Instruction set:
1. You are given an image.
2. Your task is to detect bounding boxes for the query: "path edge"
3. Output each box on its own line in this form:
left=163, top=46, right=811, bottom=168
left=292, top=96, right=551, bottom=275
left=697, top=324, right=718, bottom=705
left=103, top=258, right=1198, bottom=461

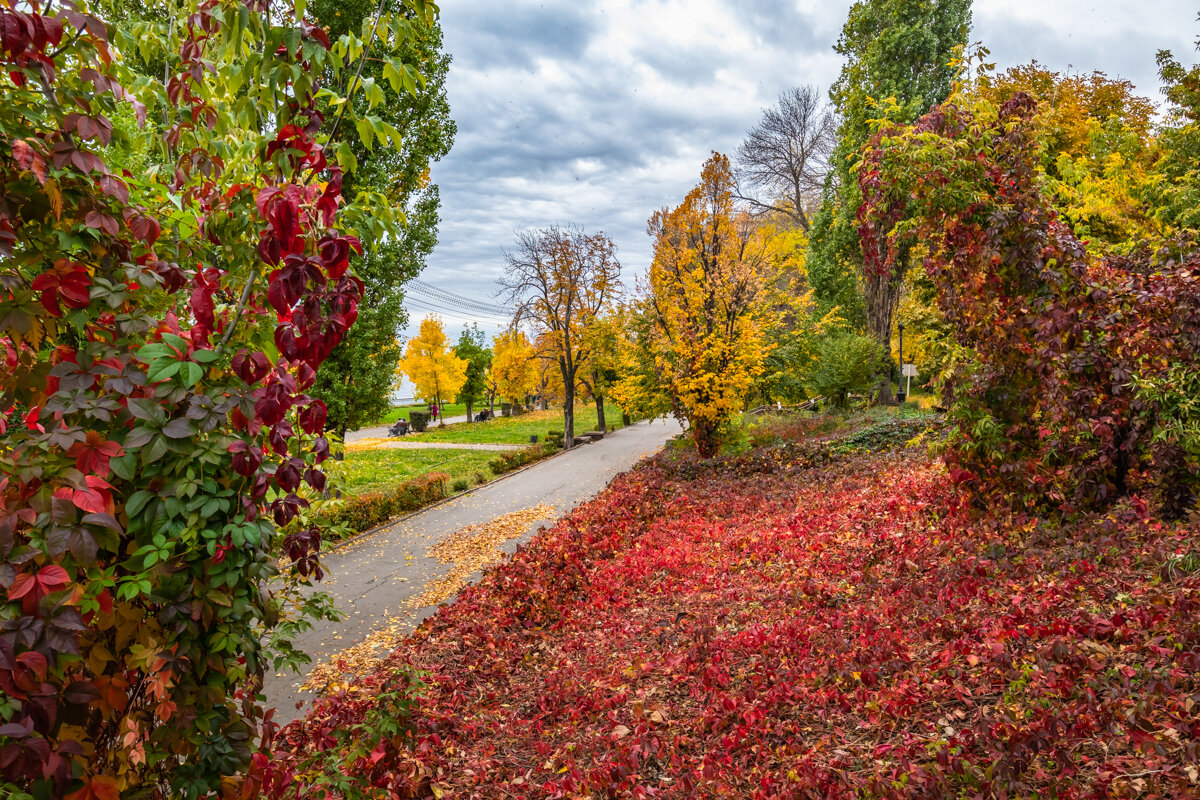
left=324, top=426, right=622, bottom=554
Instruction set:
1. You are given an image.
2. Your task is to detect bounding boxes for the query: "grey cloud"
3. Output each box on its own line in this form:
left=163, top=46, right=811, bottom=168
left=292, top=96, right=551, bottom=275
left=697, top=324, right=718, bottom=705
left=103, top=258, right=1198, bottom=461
left=975, top=8, right=1196, bottom=101
left=633, top=45, right=719, bottom=87
left=446, top=1, right=598, bottom=71
left=405, top=0, right=1200, bottom=344
left=731, top=1, right=834, bottom=51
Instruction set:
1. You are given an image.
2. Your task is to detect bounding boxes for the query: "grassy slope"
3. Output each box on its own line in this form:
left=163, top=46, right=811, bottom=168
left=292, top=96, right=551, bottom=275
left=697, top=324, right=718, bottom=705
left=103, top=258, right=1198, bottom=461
left=332, top=448, right=498, bottom=495
left=406, top=403, right=624, bottom=444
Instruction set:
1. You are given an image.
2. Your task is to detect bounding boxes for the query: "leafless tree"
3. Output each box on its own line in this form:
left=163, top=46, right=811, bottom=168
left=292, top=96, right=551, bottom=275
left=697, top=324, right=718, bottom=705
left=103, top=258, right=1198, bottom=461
left=735, top=85, right=836, bottom=231
left=498, top=225, right=621, bottom=449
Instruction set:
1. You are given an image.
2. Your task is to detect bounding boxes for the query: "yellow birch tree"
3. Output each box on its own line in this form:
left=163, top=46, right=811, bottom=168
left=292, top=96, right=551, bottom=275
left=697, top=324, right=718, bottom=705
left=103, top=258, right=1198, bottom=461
left=491, top=329, right=537, bottom=407
left=398, top=316, right=468, bottom=427
left=641, top=151, right=773, bottom=457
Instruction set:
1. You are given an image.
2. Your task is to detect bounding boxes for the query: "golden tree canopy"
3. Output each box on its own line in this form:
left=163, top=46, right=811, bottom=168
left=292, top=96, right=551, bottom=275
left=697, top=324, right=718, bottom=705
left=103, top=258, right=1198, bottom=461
left=399, top=316, right=468, bottom=407
left=640, top=151, right=774, bottom=456
left=491, top=329, right=536, bottom=404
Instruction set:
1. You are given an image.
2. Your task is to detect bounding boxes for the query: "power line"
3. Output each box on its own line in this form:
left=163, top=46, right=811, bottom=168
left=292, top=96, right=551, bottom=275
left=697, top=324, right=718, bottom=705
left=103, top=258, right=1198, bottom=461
left=403, top=294, right=509, bottom=321
left=408, top=287, right=508, bottom=317
left=407, top=278, right=511, bottom=316
left=402, top=298, right=509, bottom=327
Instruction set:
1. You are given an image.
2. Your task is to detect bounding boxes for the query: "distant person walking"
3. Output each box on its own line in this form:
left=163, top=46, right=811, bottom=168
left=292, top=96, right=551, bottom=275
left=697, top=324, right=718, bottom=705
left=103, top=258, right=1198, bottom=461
left=429, top=402, right=439, bottom=422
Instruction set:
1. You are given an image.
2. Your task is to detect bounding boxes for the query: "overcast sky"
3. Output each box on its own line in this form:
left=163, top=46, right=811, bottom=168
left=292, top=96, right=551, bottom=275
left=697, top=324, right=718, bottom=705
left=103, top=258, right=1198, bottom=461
left=401, top=0, right=1198, bottom=343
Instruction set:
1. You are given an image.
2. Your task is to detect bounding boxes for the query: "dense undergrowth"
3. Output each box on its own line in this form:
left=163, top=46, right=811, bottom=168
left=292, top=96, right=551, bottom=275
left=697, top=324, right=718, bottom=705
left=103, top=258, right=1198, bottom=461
left=265, top=415, right=1200, bottom=798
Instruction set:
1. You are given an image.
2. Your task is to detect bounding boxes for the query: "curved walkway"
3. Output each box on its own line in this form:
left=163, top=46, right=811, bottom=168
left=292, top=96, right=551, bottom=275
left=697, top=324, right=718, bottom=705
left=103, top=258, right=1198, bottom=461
left=264, top=417, right=683, bottom=724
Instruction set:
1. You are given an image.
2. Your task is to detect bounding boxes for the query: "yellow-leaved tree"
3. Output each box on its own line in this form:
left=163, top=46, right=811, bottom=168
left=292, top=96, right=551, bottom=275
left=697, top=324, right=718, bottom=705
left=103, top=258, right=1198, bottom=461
left=639, top=151, right=774, bottom=457
left=491, top=329, right=537, bottom=407
left=398, top=316, right=468, bottom=427
left=576, top=310, right=625, bottom=432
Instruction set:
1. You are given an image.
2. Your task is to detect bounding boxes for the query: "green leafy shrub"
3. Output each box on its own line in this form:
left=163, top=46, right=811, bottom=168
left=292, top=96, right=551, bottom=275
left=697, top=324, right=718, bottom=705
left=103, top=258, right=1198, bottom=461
left=806, top=332, right=885, bottom=408
left=473, top=471, right=488, bottom=484
left=488, top=444, right=556, bottom=475
left=314, top=473, right=450, bottom=536
left=409, top=410, right=431, bottom=432
left=501, top=402, right=513, bottom=417
left=0, top=1, right=437, bottom=794
left=451, top=478, right=469, bottom=493
left=546, top=430, right=565, bottom=448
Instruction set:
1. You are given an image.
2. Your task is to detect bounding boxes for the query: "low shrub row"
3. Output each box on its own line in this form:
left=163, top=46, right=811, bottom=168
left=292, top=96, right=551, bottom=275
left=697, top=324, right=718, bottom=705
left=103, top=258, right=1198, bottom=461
left=488, top=442, right=558, bottom=475
left=313, top=472, right=450, bottom=537
left=408, top=410, right=430, bottom=432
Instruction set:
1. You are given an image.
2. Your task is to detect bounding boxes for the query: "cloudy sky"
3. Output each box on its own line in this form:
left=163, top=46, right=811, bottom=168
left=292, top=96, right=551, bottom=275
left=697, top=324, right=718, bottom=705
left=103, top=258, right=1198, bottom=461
left=402, top=0, right=1198, bottom=340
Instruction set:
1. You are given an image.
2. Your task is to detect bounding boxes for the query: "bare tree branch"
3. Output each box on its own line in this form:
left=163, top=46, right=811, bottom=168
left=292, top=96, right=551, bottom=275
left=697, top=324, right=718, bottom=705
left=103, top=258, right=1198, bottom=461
left=735, top=85, right=836, bottom=231
left=498, top=224, right=621, bottom=448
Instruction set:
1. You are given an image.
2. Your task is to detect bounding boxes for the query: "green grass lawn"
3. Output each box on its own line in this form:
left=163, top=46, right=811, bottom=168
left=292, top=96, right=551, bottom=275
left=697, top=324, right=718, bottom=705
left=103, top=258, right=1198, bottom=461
left=369, top=402, right=470, bottom=426
left=405, top=404, right=625, bottom=445
left=330, top=447, right=499, bottom=495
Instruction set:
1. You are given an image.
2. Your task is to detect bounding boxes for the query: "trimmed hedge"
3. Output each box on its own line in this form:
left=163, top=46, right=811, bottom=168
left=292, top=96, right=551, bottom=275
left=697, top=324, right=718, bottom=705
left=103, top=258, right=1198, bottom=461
left=314, top=472, right=450, bottom=537
left=546, top=430, right=565, bottom=448
left=488, top=443, right=557, bottom=475
left=409, top=410, right=430, bottom=432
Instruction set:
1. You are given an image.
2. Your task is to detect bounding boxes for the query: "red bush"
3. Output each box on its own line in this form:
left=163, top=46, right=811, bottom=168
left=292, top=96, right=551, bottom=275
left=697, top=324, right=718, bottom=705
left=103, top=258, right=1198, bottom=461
left=858, top=94, right=1200, bottom=519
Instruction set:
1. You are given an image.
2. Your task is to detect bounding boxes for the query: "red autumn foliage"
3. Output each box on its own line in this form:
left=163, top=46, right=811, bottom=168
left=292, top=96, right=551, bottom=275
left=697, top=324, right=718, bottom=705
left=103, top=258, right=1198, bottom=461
left=266, top=426, right=1200, bottom=798
left=857, top=94, right=1200, bottom=520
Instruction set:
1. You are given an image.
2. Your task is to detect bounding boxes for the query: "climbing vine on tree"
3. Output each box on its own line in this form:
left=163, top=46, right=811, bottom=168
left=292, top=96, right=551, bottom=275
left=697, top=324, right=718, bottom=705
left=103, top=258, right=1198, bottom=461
left=860, top=91, right=1200, bottom=518
left=0, top=0, right=434, bottom=795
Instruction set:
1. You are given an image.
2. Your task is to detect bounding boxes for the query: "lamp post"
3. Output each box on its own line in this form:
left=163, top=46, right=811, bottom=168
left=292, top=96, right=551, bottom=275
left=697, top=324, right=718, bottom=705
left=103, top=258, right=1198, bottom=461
left=896, top=322, right=906, bottom=405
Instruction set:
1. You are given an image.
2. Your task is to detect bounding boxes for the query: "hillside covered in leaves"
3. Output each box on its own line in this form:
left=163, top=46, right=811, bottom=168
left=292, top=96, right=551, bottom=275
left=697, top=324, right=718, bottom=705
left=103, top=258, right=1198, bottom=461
left=264, top=416, right=1200, bottom=798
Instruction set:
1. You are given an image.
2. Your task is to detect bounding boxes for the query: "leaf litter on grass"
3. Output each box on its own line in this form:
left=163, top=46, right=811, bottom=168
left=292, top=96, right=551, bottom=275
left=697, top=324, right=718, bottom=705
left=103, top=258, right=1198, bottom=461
left=301, top=503, right=556, bottom=692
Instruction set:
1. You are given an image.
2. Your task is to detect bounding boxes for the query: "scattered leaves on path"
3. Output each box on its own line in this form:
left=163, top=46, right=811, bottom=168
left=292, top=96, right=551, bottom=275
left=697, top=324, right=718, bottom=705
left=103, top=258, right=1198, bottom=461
left=407, top=504, right=556, bottom=609
left=299, top=504, right=556, bottom=693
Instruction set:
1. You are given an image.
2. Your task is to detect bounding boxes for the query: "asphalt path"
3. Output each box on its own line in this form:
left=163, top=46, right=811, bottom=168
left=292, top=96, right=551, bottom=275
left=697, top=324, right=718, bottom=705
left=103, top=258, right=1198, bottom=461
left=263, top=416, right=684, bottom=724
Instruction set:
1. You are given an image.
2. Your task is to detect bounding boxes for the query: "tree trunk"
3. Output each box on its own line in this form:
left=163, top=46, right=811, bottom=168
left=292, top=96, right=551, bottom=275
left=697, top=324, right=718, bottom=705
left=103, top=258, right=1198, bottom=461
left=562, top=360, right=575, bottom=448
left=692, top=417, right=719, bottom=459
left=466, top=398, right=474, bottom=423
left=590, top=370, right=606, bottom=432
left=563, top=398, right=575, bottom=449
left=864, top=243, right=906, bottom=407
left=436, top=391, right=445, bottom=426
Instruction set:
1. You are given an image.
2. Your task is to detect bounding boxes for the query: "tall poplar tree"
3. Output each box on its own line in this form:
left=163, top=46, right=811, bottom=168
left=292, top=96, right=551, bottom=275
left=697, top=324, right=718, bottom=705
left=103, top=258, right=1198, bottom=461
left=808, top=0, right=971, bottom=400
left=455, top=324, right=493, bottom=423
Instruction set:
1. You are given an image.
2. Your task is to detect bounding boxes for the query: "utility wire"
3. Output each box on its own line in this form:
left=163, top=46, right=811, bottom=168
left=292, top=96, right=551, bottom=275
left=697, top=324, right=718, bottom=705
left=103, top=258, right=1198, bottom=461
left=406, top=287, right=509, bottom=317
left=407, top=278, right=511, bottom=315
left=403, top=294, right=509, bottom=320
left=403, top=298, right=509, bottom=326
